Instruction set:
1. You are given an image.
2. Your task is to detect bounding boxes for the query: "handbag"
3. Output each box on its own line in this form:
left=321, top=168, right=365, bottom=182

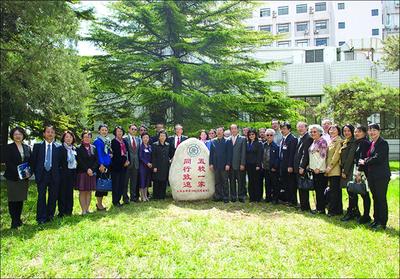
left=347, top=169, right=367, bottom=195
left=96, top=170, right=112, bottom=191
left=298, top=171, right=314, bottom=190
left=347, top=181, right=367, bottom=195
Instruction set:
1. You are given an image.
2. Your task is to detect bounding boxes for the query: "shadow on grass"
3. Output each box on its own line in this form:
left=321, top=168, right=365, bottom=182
left=1, top=183, right=399, bottom=240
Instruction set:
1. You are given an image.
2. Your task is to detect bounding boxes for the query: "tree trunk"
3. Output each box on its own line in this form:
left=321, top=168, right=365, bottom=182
left=0, top=111, right=10, bottom=163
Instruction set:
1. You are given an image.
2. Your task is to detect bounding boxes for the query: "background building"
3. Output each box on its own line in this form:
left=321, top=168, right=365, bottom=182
left=382, top=0, right=400, bottom=38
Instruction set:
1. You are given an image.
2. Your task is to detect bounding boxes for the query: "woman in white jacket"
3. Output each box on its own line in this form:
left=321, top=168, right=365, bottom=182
left=308, top=124, right=329, bottom=214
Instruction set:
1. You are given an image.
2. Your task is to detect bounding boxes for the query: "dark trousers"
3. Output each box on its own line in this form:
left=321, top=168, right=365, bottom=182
left=368, top=176, right=390, bottom=226
left=124, top=166, right=139, bottom=202
left=247, top=163, right=262, bottom=202
left=297, top=174, right=311, bottom=211
left=328, top=176, right=343, bottom=215
left=263, top=169, right=279, bottom=201
left=8, top=201, right=23, bottom=227
left=111, top=170, right=126, bottom=205
left=313, top=172, right=328, bottom=212
left=58, top=169, right=76, bottom=216
left=214, top=169, right=229, bottom=201
left=281, top=170, right=297, bottom=205
left=347, top=190, right=371, bottom=217
left=229, top=169, right=246, bottom=200
left=153, top=180, right=167, bottom=199
left=37, top=170, right=59, bottom=223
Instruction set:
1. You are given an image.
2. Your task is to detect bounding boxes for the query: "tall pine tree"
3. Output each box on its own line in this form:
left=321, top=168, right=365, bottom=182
left=87, top=0, right=303, bottom=131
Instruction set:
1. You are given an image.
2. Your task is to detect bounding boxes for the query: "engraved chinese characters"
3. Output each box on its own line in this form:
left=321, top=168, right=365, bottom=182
left=169, top=138, right=215, bottom=201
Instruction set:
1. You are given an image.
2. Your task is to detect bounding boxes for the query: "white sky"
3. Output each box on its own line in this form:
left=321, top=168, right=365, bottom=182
left=77, top=1, right=111, bottom=56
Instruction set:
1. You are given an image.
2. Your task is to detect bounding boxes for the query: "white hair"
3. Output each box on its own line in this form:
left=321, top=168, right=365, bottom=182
left=308, top=124, right=324, bottom=136
left=265, top=128, right=275, bottom=135
left=321, top=119, right=332, bottom=125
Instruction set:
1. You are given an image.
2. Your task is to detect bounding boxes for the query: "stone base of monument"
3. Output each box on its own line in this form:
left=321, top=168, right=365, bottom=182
left=168, top=138, right=215, bottom=201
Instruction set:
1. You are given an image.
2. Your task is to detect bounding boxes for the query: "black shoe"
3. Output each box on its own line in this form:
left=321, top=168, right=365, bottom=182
left=272, top=200, right=279, bottom=205
left=130, top=198, right=138, bottom=203
left=317, top=210, right=326, bottom=215
left=231, top=199, right=237, bottom=203
left=372, top=224, right=386, bottom=231
left=369, top=220, right=378, bottom=227
left=309, top=209, right=317, bottom=214
left=113, top=203, right=123, bottom=207
left=37, top=220, right=46, bottom=225
left=341, top=213, right=354, bottom=222
left=223, top=200, right=229, bottom=204
left=358, top=215, right=372, bottom=224
left=238, top=198, right=245, bottom=203
left=123, top=200, right=130, bottom=205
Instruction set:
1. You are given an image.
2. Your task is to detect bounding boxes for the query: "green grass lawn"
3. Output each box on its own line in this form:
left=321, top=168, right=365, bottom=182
left=1, top=179, right=399, bottom=278
left=390, top=161, right=400, bottom=172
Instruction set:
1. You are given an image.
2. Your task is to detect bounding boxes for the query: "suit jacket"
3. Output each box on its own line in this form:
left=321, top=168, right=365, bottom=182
left=111, top=138, right=129, bottom=172
left=209, top=137, right=232, bottom=170
left=340, top=137, right=357, bottom=177
left=354, top=137, right=370, bottom=174
left=168, top=135, right=188, bottom=157
left=325, top=136, right=343, bottom=177
left=76, top=144, right=98, bottom=174
left=279, top=133, right=297, bottom=171
left=124, top=135, right=140, bottom=170
left=293, top=133, right=313, bottom=173
left=4, top=143, right=31, bottom=181
left=31, top=141, right=62, bottom=185
left=245, top=140, right=263, bottom=167
left=151, top=141, right=172, bottom=181
left=262, top=141, right=280, bottom=170
left=365, top=136, right=391, bottom=179
left=227, top=135, right=246, bottom=170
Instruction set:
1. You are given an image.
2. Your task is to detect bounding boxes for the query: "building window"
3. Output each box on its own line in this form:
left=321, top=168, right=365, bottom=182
left=277, top=41, right=291, bottom=47
left=296, top=39, right=309, bottom=47
left=306, top=49, right=324, bottom=63
left=315, top=2, right=326, bottom=12
left=296, top=4, right=307, bottom=14
left=296, top=22, right=309, bottom=32
left=371, top=9, right=379, bottom=16
left=315, top=38, right=328, bottom=46
left=338, top=3, right=345, bottom=10
left=338, top=22, right=345, bottom=29
left=245, top=26, right=255, bottom=31
left=260, top=8, right=271, bottom=17
left=278, top=6, right=289, bottom=15
left=277, top=23, right=290, bottom=33
left=344, top=51, right=355, bottom=61
left=315, top=20, right=328, bottom=30
left=259, top=25, right=272, bottom=32
left=372, top=28, right=380, bottom=35
left=338, top=41, right=345, bottom=46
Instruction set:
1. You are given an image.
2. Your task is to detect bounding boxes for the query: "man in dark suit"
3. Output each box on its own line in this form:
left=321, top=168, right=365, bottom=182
left=30, top=125, right=62, bottom=224
left=261, top=129, right=280, bottom=203
left=227, top=124, right=246, bottom=202
left=293, top=122, right=314, bottom=212
left=123, top=124, right=141, bottom=203
left=168, top=124, right=188, bottom=157
left=210, top=127, right=232, bottom=203
left=279, top=122, right=298, bottom=206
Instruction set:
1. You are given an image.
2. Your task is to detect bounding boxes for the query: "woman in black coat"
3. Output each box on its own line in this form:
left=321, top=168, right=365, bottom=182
left=151, top=130, right=172, bottom=199
left=111, top=126, right=130, bottom=207
left=76, top=130, right=99, bottom=215
left=359, top=123, right=391, bottom=230
left=58, top=130, right=77, bottom=217
left=341, top=125, right=371, bottom=223
left=3, top=127, right=31, bottom=229
left=245, top=128, right=263, bottom=202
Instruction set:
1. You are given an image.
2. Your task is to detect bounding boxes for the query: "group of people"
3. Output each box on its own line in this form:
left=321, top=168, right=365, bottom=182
left=3, top=119, right=391, bottom=231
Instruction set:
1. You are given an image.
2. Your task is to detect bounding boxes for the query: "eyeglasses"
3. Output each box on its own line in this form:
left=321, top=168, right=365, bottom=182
left=310, top=131, right=318, bottom=134
left=266, top=134, right=274, bottom=137
left=131, top=128, right=137, bottom=131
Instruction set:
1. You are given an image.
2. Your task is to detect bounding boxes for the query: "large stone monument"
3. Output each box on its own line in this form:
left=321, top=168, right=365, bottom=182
left=169, top=138, right=215, bottom=201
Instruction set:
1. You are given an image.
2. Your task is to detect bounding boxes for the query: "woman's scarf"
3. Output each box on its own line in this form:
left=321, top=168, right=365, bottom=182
left=116, top=137, right=127, bottom=156
left=63, top=143, right=77, bottom=169
left=99, top=135, right=111, bottom=154
left=340, top=137, right=352, bottom=153
left=310, top=137, right=328, bottom=159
